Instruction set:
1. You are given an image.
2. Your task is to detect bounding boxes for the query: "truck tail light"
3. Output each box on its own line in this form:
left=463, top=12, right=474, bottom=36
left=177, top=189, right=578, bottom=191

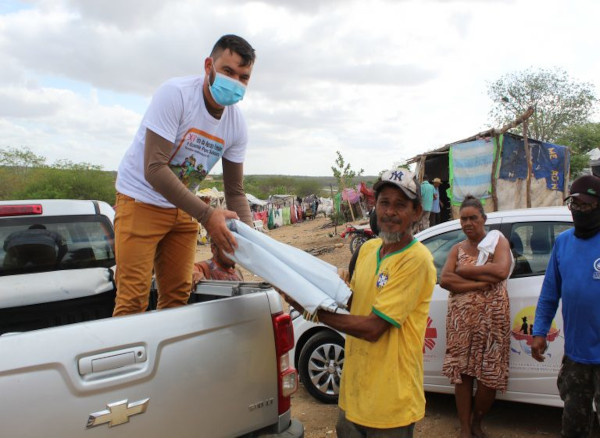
left=272, top=312, right=298, bottom=414
left=0, top=204, right=43, bottom=217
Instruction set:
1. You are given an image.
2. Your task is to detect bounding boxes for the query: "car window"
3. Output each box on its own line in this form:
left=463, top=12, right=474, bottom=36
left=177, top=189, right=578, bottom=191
left=0, top=216, right=115, bottom=276
left=421, top=229, right=466, bottom=282
left=422, top=224, right=502, bottom=282
left=508, top=221, right=572, bottom=278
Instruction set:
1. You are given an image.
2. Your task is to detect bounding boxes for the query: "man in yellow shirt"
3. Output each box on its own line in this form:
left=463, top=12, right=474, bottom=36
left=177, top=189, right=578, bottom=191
left=287, top=169, right=436, bottom=437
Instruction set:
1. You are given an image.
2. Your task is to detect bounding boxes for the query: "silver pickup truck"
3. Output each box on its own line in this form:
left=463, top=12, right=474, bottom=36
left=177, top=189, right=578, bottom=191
left=0, top=199, right=303, bottom=438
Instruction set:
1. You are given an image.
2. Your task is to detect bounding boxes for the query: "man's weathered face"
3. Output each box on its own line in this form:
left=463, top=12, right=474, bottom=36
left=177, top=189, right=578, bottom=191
left=375, top=185, right=421, bottom=238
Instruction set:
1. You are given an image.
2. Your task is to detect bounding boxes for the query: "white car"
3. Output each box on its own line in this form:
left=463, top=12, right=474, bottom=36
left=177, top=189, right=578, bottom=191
left=291, top=206, right=572, bottom=406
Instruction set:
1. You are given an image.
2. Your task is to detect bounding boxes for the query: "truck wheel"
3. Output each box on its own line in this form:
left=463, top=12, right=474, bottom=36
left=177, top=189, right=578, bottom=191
left=298, top=331, right=345, bottom=404
left=349, top=235, right=368, bottom=254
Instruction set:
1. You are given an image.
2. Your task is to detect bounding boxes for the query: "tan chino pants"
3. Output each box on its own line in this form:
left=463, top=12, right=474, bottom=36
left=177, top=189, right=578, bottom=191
left=113, top=193, right=198, bottom=316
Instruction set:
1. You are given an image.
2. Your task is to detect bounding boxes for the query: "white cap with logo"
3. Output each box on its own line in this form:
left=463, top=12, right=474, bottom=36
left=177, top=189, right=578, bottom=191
left=373, top=169, right=420, bottom=200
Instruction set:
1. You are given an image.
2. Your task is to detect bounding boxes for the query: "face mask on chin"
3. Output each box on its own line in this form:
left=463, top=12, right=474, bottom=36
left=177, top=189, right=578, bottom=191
left=572, top=207, right=600, bottom=239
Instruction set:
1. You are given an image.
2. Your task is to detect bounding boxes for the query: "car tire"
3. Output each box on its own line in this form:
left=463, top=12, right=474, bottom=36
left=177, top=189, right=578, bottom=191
left=298, top=330, right=345, bottom=404
left=349, top=235, right=368, bottom=254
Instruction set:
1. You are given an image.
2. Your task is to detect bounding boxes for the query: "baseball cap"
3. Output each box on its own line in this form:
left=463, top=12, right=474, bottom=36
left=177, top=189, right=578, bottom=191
left=565, top=174, right=600, bottom=204
left=373, top=169, right=420, bottom=200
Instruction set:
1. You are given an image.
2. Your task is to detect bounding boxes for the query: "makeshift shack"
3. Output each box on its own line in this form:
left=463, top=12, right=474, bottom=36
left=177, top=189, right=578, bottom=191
left=196, top=187, right=225, bottom=208
left=247, top=193, right=269, bottom=230
left=407, top=110, right=571, bottom=220
left=246, top=193, right=267, bottom=211
left=267, top=194, right=299, bottom=228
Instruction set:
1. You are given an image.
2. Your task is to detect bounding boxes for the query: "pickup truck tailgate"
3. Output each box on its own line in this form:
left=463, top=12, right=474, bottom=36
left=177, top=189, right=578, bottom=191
left=0, top=291, right=282, bottom=438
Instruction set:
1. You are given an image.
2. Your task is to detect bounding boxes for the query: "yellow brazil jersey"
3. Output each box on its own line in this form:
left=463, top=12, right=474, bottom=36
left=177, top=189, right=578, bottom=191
left=339, top=237, right=436, bottom=429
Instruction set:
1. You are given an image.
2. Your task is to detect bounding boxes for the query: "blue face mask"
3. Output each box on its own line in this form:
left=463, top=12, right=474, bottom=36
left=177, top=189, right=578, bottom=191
left=209, top=68, right=246, bottom=106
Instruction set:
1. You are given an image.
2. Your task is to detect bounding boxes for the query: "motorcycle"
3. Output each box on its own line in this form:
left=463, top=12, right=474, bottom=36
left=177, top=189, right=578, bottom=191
left=340, top=223, right=377, bottom=254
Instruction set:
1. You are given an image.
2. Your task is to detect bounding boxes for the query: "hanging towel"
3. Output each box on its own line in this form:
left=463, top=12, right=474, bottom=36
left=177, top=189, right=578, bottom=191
left=226, top=219, right=352, bottom=313
left=450, top=139, right=495, bottom=203
left=476, top=229, right=515, bottom=275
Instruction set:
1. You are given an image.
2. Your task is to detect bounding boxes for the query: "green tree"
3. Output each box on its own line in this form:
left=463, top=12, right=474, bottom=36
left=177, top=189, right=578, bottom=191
left=52, top=159, right=104, bottom=171
left=0, top=146, right=46, bottom=170
left=0, top=147, right=47, bottom=199
left=294, top=179, right=323, bottom=198
left=331, top=151, right=364, bottom=190
left=15, top=167, right=116, bottom=204
left=488, top=68, right=597, bottom=142
left=555, top=122, right=600, bottom=177
left=0, top=148, right=116, bottom=202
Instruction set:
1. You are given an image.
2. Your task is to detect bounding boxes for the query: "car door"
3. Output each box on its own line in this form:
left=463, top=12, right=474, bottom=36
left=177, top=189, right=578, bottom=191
left=500, top=211, right=572, bottom=403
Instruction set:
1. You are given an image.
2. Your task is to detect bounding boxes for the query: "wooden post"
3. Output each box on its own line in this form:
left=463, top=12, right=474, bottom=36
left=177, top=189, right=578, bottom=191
left=563, top=147, right=571, bottom=200
left=348, top=200, right=356, bottom=222
left=490, top=135, right=501, bottom=212
left=523, top=119, right=532, bottom=208
left=419, top=155, right=427, bottom=182
left=330, top=184, right=337, bottom=235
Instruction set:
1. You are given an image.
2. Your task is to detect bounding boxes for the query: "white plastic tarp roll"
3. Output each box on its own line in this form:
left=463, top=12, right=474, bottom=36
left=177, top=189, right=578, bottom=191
left=226, top=219, right=352, bottom=313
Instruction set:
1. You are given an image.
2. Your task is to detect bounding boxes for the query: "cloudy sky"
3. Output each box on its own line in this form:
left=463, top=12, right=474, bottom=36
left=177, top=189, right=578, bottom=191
left=1, top=0, right=599, bottom=176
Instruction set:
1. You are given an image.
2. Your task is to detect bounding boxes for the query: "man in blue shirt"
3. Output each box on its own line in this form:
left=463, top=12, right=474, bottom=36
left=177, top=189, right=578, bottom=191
left=532, top=174, right=600, bottom=438
left=430, top=177, right=443, bottom=227
left=419, top=176, right=434, bottom=231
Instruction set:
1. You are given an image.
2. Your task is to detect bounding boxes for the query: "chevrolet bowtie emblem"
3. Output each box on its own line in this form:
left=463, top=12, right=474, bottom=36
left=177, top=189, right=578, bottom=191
left=87, top=398, right=150, bottom=428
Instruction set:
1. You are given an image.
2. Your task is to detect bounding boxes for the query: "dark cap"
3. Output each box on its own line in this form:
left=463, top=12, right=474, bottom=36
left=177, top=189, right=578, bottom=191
left=565, top=174, right=600, bottom=204
left=373, top=169, right=420, bottom=200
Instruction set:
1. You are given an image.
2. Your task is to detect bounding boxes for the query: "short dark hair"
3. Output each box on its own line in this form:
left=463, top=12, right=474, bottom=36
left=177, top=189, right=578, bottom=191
left=459, top=195, right=486, bottom=219
left=211, top=34, right=256, bottom=66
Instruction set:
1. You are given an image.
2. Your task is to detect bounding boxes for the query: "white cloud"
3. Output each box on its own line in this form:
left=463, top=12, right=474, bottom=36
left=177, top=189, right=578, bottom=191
left=0, top=0, right=599, bottom=177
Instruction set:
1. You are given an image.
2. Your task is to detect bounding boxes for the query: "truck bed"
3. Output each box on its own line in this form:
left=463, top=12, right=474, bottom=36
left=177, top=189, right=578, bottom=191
left=0, top=281, right=299, bottom=437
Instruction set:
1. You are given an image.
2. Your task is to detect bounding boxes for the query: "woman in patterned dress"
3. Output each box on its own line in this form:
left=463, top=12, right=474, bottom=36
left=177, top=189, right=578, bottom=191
left=440, top=196, right=513, bottom=438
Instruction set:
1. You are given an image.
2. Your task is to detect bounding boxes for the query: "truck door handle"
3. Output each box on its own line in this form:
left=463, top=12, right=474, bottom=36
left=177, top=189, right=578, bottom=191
left=79, top=347, right=147, bottom=376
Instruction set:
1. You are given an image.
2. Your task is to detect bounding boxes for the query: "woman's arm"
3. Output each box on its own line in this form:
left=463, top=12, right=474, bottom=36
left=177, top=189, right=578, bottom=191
left=439, top=244, right=491, bottom=293
left=456, top=236, right=512, bottom=282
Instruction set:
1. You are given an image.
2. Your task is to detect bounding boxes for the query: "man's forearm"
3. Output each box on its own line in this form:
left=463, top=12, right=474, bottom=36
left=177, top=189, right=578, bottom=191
left=316, top=311, right=387, bottom=343
left=222, top=157, right=252, bottom=225
left=225, top=192, right=252, bottom=225
left=144, top=128, right=214, bottom=224
left=146, top=163, right=214, bottom=223
left=532, top=293, right=559, bottom=336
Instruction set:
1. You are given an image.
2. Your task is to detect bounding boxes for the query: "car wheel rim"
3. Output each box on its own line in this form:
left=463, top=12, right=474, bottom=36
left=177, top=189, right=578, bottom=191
left=307, top=342, right=344, bottom=396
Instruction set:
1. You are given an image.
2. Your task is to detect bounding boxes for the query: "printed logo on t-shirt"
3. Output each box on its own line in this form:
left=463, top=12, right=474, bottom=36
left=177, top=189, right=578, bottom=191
left=593, top=258, right=600, bottom=280
left=376, top=271, right=389, bottom=289
left=168, top=128, right=225, bottom=191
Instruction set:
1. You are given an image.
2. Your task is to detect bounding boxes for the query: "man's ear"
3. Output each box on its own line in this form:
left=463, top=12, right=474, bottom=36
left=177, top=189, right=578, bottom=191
left=413, top=204, right=423, bottom=221
left=204, top=57, right=213, bottom=77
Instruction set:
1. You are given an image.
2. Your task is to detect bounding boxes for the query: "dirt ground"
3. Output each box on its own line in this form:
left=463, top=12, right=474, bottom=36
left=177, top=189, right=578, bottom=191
left=196, top=216, right=568, bottom=438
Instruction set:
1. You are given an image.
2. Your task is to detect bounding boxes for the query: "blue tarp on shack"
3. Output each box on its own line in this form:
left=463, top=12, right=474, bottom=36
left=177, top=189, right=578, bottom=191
left=499, top=134, right=569, bottom=192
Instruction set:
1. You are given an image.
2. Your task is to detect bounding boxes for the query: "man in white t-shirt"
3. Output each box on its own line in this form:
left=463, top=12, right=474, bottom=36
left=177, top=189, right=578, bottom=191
left=113, top=34, right=256, bottom=316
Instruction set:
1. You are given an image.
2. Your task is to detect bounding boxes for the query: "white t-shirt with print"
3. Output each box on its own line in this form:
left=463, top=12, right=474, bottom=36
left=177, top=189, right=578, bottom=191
left=116, top=75, right=247, bottom=208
